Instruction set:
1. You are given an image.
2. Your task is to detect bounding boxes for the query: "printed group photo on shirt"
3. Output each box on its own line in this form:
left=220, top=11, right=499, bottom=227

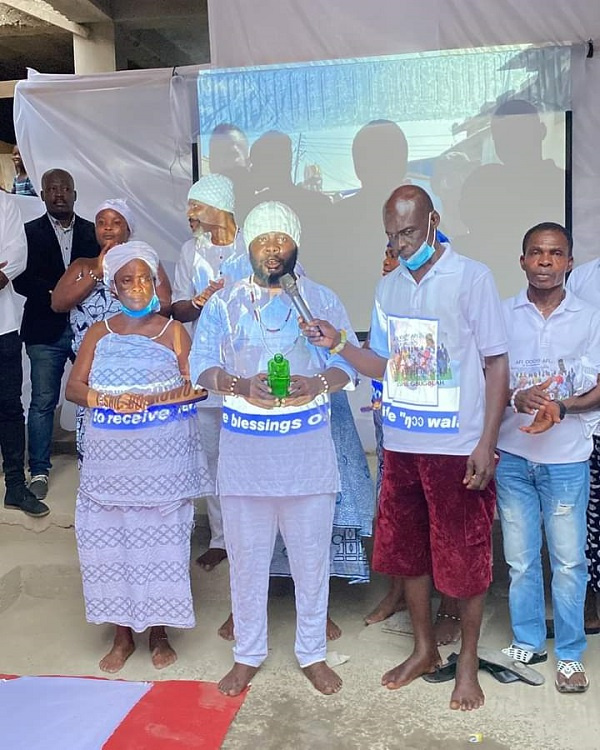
left=0, top=88, right=596, bottom=729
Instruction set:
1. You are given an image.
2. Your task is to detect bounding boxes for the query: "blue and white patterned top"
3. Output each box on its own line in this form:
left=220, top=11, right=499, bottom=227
left=71, top=282, right=121, bottom=354
left=79, top=329, right=213, bottom=508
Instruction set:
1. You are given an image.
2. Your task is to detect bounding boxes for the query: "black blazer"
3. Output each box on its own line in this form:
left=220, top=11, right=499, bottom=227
left=13, top=214, right=100, bottom=345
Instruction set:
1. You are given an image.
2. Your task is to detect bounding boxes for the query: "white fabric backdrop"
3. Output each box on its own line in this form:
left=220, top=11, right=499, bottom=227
left=208, top=0, right=600, bottom=67
left=14, top=66, right=207, bottom=271
left=207, top=0, right=600, bottom=262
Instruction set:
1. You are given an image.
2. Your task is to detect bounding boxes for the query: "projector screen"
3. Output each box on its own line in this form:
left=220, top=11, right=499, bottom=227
left=197, top=45, right=570, bottom=331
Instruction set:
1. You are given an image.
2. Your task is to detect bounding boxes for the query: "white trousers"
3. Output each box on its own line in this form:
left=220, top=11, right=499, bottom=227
left=197, top=407, right=224, bottom=549
left=221, top=492, right=336, bottom=668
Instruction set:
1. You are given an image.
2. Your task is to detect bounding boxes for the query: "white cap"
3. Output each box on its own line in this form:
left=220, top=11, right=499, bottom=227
left=187, top=174, right=235, bottom=214
left=243, top=201, right=301, bottom=247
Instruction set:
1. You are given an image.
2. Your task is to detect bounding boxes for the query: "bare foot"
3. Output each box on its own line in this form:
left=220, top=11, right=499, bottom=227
left=434, top=595, right=461, bottom=645
left=302, top=661, right=342, bottom=695
left=327, top=616, right=342, bottom=640
left=434, top=613, right=461, bottom=645
left=381, top=648, right=441, bottom=689
left=364, top=578, right=406, bottom=625
left=218, top=613, right=235, bottom=641
left=99, top=626, right=135, bottom=673
left=450, top=652, right=485, bottom=711
left=556, top=663, right=589, bottom=692
left=218, top=663, right=259, bottom=697
left=196, top=548, right=227, bottom=571
left=149, top=626, right=177, bottom=670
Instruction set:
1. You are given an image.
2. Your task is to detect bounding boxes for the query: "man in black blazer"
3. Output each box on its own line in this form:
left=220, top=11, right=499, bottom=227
left=13, top=169, right=99, bottom=500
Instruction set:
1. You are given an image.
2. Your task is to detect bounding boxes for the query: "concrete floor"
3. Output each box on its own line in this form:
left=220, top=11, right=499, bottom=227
left=1, top=451, right=599, bottom=750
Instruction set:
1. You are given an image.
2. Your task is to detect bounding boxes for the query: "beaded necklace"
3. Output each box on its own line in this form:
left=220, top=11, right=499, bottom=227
left=248, top=275, right=298, bottom=357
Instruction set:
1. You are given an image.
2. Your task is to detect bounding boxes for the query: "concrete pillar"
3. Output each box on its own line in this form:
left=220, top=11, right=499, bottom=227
left=73, top=22, right=116, bottom=73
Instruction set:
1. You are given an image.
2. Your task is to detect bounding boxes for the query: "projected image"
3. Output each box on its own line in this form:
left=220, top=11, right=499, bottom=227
left=197, top=46, right=569, bottom=329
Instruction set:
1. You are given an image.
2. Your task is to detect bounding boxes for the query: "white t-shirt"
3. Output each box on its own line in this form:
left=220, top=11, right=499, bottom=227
left=497, top=289, right=600, bottom=463
left=369, top=245, right=507, bottom=456
left=189, top=275, right=358, bottom=497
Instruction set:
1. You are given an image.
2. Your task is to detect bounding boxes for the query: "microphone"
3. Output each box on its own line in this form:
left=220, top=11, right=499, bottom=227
left=280, top=273, right=314, bottom=324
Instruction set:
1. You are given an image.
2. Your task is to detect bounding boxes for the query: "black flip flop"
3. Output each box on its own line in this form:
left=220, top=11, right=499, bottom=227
left=422, top=652, right=458, bottom=683
left=423, top=651, right=521, bottom=685
left=546, top=618, right=600, bottom=639
left=479, top=660, right=520, bottom=684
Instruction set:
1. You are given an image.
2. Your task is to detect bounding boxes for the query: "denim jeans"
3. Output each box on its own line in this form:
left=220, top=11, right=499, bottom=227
left=496, top=450, right=588, bottom=662
left=0, top=331, right=26, bottom=489
left=25, top=326, right=73, bottom=476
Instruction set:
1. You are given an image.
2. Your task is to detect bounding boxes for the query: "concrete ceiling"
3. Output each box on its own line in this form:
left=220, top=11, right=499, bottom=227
left=0, top=0, right=210, bottom=79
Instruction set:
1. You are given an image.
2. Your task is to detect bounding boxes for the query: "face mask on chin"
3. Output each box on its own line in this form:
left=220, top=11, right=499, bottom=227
left=401, top=212, right=436, bottom=271
left=120, top=285, right=160, bottom=318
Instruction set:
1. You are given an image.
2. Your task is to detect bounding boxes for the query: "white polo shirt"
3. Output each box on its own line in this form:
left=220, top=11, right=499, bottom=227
left=567, top=258, right=600, bottom=307
left=369, top=245, right=507, bottom=456
left=0, top=193, right=27, bottom=337
left=497, top=289, right=600, bottom=463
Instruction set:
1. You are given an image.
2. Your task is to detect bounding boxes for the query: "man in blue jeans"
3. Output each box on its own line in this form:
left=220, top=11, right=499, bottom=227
left=496, top=221, right=600, bottom=694
left=13, top=169, right=98, bottom=500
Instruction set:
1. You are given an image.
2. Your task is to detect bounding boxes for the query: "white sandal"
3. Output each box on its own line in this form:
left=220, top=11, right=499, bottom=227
left=501, top=645, right=547, bottom=665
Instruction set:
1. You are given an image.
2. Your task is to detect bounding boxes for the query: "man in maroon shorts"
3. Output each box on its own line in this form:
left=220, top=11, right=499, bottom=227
left=303, top=185, right=509, bottom=711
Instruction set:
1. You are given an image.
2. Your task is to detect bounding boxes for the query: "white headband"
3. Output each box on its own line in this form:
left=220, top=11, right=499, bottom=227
left=95, top=199, right=136, bottom=236
left=103, top=240, right=160, bottom=287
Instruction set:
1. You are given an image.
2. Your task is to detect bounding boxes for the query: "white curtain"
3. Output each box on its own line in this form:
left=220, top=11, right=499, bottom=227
left=208, top=0, right=599, bottom=68
left=13, top=66, right=207, bottom=271
left=207, top=0, right=600, bottom=262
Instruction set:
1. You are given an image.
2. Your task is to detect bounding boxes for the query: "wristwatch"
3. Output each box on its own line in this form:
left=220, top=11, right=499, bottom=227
left=556, top=401, right=567, bottom=420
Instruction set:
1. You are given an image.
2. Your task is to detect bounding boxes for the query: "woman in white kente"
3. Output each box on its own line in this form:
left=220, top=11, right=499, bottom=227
left=190, top=201, right=358, bottom=697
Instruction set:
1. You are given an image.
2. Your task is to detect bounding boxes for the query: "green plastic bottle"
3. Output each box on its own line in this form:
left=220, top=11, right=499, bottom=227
left=267, top=353, right=290, bottom=398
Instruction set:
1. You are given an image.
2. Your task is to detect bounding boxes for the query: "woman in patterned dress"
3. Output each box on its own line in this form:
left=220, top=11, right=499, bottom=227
left=66, top=241, right=211, bottom=672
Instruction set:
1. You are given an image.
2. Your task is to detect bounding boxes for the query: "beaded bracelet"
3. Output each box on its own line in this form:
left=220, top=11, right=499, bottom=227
left=509, top=387, right=524, bottom=413
left=89, top=268, right=102, bottom=283
left=316, top=373, right=329, bottom=395
left=229, top=375, right=240, bottom=396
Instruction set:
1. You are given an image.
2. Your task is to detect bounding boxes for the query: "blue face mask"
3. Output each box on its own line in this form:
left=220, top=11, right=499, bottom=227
left=121, top=292, right=160, bottom=318
left=401, top=212, right=435, bottom=271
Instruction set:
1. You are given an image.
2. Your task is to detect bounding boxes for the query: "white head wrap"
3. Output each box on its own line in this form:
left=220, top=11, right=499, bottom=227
left=187, top=174, right=235, bottom=214
left=103, top=240, right=160, bottom=287
left=243, top=201, right=301, bottom=248
left=95, top=198, right=136, bottom=236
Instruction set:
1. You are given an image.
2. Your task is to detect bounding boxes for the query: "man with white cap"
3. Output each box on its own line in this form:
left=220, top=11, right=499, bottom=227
left=173, top=174, right=251, bottom=571
left=191, top=201, right=358, bottom=697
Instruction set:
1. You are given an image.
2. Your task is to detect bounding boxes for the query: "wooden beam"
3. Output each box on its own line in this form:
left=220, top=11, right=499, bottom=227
left=1, top=0, right=90, bottom=38
left=0, top=80, right=18, bottom=98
